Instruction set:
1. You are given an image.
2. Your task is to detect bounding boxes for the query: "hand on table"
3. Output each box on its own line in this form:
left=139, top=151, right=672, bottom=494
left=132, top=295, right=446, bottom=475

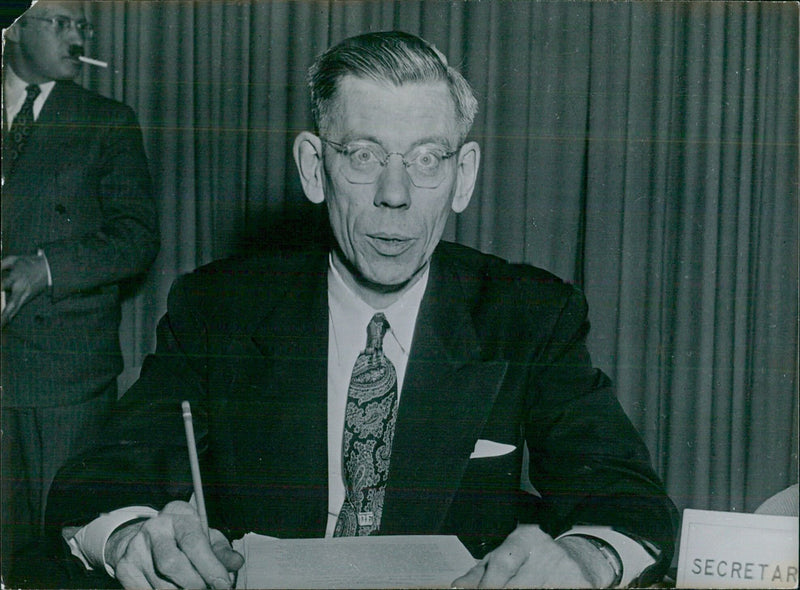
left=452, top=524, right=615, bottom=589
left=1, top=254, right=49, bottom=326
left=105, top=500, right=244, bottom=589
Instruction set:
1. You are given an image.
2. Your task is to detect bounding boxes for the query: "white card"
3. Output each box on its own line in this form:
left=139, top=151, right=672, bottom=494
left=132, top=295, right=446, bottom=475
left=676, top=508, right=798, bottom=588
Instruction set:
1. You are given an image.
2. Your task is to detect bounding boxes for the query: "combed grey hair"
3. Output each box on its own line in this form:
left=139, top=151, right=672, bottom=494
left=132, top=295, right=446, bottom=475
left=308, top=31, right=479, bottom=143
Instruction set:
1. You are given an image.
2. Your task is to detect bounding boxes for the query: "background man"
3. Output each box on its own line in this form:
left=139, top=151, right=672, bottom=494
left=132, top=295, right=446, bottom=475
left=1, top=0, right=159, bottom=580
left=47, top=31, right=676, bottom=589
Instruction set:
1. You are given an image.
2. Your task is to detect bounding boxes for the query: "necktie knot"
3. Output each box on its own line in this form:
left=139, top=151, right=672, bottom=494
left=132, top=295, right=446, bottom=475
left=25, top=84, right=42, bottom=102
left=365, top=312, right=390, bottom=353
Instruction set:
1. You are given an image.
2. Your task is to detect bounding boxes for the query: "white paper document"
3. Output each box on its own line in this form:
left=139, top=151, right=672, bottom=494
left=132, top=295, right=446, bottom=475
left=232, top=534, right=478, bottom=589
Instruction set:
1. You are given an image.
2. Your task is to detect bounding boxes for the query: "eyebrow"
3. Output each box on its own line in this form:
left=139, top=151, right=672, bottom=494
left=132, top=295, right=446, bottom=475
left=37, top=8, right=86, bottom=19
left=36, top=12, right=82, bottom=21
left=338, top=134, right=455, bottom=150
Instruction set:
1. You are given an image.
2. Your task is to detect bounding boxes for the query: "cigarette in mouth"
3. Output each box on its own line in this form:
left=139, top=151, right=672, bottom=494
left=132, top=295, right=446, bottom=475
left=78, top=55, right=108, bottom=68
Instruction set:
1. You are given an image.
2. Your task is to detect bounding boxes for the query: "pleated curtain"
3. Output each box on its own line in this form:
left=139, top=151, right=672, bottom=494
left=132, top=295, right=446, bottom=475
left=78, top=0, right=797, bottom=515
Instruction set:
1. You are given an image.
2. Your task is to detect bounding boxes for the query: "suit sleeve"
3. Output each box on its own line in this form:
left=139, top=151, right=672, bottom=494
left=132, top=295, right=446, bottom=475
left=523, top=285, right=678, bottom=583
left=41, top=103, right=159, bottom=300
left=45, top=274, right=209, bottom=533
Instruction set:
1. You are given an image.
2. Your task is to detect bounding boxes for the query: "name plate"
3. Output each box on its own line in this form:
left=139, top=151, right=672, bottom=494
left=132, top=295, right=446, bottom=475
left=676, top=508, right=798, bottom=588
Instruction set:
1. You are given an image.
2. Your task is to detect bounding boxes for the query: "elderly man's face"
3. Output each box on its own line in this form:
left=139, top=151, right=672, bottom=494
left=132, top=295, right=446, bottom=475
left=320, top=76, right=474, bottom=295
left=11, top=1, right=88, bottom=83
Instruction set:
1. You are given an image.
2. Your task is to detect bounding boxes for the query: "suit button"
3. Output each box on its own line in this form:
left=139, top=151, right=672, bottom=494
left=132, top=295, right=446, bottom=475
left=34, top=315, right=44, bottom=324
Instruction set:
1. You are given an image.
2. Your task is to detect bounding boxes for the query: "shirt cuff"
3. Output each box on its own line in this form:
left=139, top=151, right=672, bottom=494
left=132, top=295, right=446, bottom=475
left=36, top=248, right=52, bottom=287
left=556, top=526, right=657, bottom=588
left=66, top=506, right=158, bottom=578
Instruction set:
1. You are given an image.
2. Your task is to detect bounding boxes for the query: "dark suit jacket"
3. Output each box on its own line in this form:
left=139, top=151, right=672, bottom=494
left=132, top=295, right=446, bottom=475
left=1, top=80, right=159, bottom=407
left=47, top=241, right=678, bottom=584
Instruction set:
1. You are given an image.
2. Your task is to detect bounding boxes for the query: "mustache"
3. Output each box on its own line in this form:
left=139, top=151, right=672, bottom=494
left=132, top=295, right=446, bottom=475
left=68, top=45, right=84, bottom=58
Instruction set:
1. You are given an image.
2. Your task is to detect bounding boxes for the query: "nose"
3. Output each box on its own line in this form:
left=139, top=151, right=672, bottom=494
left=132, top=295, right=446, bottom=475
left=65, top=32, right=84, bottom=47
left=64, top=23, right=85, bottom=45
left=373, top=154, right=411, bottom=209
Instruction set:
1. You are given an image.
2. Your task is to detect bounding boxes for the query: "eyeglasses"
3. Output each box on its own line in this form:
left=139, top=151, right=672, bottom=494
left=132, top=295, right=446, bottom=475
left=25, top=15, right=95, bottom=39
left=322, top=139, right=459, bottom=189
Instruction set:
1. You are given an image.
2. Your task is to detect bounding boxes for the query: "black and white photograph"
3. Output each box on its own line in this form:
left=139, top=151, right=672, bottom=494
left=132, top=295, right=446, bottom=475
left=1, top=1, right=797, bottom=588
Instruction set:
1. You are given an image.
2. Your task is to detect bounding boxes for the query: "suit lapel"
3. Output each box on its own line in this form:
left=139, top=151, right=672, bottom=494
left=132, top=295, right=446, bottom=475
left=23, top=82, right=76, bottom=160
left=382, top=253, right=509, bottom=534
left=2, top=83, right=83, bottom=229
left=222, top=255, right=330, bottom=537
left=225, top=250, right=508, bottom=537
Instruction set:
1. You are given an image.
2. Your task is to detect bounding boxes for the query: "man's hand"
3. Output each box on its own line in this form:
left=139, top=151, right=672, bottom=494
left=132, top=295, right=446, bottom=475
left=1, top=254, right=49, bottom=326
left=452, top=524, right=615, bottom=589
left=105, top=501, right=244, bottom=589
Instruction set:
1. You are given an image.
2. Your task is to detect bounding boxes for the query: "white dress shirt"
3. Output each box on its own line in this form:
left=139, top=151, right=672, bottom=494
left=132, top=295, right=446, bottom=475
left=3, top=66, right=56, bottom=127
left=325, top=254, right=428, bottom=535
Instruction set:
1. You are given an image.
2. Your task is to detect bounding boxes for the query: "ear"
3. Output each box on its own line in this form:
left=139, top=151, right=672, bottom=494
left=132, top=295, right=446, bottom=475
left=293, top=131, right=326, bottom=204
left=450, top=141, right=480, bottom=213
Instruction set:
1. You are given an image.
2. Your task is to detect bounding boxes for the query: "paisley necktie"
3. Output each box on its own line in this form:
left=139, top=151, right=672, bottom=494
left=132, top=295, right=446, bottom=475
left=334, top=312, right=399, bottom=536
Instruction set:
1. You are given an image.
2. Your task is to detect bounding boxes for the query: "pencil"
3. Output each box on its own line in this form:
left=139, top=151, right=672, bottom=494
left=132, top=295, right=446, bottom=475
left=182, top=400, right=210, bottom=537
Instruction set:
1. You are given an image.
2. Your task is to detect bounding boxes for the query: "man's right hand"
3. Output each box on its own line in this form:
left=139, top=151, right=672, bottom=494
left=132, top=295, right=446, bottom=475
left=105, top=500, right=244, bottom=589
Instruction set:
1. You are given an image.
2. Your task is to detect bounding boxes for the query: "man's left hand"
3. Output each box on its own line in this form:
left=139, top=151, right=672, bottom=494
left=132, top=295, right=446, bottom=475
left=1, top=254, right=50, bottom=326
left=452, top=524, right=612, bottom=589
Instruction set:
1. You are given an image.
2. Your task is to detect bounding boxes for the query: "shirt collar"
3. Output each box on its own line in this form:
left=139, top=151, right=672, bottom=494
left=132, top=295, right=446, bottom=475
left=4, top=65, right=57, bottom=125
left=327, top=254, right=429, bottom=355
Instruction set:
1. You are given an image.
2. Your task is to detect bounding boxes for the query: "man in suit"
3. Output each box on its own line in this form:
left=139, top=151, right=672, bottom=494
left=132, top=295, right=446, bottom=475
left=47, top=31, right=676, bottom=588
left=1, top=0, right=159, bottom=580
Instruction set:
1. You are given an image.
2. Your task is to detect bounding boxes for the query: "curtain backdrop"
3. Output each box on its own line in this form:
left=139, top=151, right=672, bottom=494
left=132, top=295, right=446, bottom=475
left=74, top=1, right=797, bottom=515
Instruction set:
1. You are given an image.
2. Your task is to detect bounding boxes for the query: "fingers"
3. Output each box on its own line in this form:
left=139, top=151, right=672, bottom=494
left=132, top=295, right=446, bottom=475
left=160, top=501, right=236, bottom=589
left=453, top=545, right=531, bottom=589
left=452, top=525, right=594, bottom=589
left=210, top=528, right=245, bottom=573
left=1, top=283, right=25, bottom=326
left=147, top=515, right=212, bottom=589
left=1, top=257, right=20, bottom=326
left=1, top=256, right=18, bottom=271
left=0, top=255, right=48, bottom=326
left=504, top=562, right=592, bottom=589
left=452, top=557, right=488, bottom=588
left=110, top=501, right=236, bottom=590
left=1, top=287, right=24, bottom=326
left=115, top=556, right=159, bottom=589
left=477, top=542, right=531, bottom=588
left=171, top=519, right=235, bottom=588
left=115, top=530, right=179, bottom=589
left=1, top=295, right=18, bottom=327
